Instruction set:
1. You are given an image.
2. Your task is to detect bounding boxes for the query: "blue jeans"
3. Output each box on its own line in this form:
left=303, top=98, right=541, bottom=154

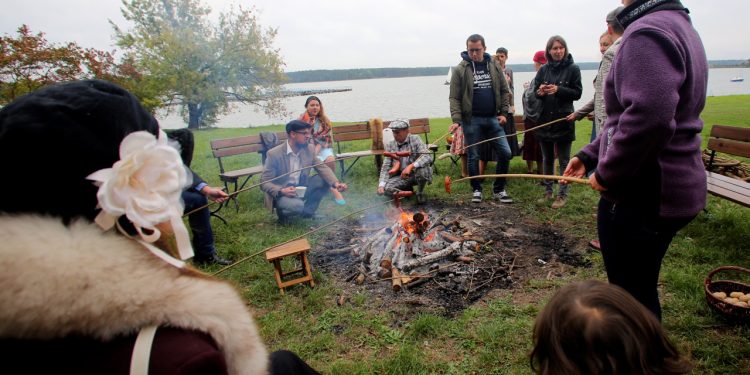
left=182, top=189, right=216, bottom=259
left=463, top=116, right=512, bottom=193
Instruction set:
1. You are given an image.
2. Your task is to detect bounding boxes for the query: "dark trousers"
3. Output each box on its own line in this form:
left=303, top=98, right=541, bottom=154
left=182, top=189, right=216, bottom=259
left=270, top=350, right=321, bottom=375
left=275, top=174, right=329, bottom=219
left=539, top=140, right=572, bottom=197
left=597, top=197, right=694, bottom=320
left=463, top=116, right=512, bottom=193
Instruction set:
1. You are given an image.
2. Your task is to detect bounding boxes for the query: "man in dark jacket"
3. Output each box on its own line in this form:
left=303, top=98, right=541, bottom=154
left=167, top=129, right=232, bottom=266
left=564, top=0, right=709, bottom=320
left=448, top=34, right=513, bottom=204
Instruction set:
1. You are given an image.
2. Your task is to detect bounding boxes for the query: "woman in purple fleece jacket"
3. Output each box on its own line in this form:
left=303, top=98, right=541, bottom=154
left=563, top=0, right=708, bottom=320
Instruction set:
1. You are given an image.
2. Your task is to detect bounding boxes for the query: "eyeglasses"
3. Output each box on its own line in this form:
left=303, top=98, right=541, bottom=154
left=468, top=48, right=483, bottom=54
left=292, top=130, right=311, bottom=136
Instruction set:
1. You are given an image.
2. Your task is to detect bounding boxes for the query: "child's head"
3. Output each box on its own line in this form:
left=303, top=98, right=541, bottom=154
left=530, top=280, right=692, bottom=375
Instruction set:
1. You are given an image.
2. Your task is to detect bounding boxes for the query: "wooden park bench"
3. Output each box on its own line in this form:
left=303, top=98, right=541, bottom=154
left=333, top=118, right=437, bottom=179
left=209, top=131, right=287, bottom=210
left=444, top=114, right=525, bottom=169
left=705, top=124, right=750, bottom=207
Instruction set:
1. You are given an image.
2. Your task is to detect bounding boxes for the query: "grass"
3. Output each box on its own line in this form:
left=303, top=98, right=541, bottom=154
left=187, top=95, right=750, bottom=374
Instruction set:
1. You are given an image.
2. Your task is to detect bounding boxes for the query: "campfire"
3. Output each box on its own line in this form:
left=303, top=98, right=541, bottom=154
left=356, top=208, right=480, bottom=290
left=313, top=201, right=591, bottom=315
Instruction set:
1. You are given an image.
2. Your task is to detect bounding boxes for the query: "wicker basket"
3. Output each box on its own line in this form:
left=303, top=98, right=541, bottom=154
left=704, top=266, right=750, bottom=321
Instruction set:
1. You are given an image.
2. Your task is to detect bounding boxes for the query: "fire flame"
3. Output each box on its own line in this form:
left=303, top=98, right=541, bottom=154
left=398, top=209, right=429, bottom=235
left=400, top=211, right=415, bottom=234
left=424, top=230, right=436, bottom=242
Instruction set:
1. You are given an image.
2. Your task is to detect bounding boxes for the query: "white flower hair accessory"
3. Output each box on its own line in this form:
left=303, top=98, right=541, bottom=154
left=87, top=130, right=193, bottom=266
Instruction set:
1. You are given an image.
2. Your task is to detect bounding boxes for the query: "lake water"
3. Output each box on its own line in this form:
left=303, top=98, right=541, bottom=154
left=157, top=67, right=750, bottom=129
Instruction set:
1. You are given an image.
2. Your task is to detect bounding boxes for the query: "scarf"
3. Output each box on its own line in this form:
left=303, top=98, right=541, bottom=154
left=618, top=0, right=687, bottom=29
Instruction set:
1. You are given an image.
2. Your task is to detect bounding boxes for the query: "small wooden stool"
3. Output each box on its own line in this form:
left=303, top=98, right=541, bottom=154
left=265, top=238, right=315, bottom=295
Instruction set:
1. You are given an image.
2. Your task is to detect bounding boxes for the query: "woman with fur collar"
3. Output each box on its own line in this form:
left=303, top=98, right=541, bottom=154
left=0, top=80, right=316, bottom=374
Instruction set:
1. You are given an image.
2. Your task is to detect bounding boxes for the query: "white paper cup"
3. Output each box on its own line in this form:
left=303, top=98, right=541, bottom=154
left=295, top=186, right=307, bottom=198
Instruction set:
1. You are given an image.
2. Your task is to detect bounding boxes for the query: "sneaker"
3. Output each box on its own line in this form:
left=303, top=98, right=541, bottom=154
left=537, top=192, right=553, bottom=204
left=193, top=254, right=232, bottom=266
left=493, top=190, right=513, bottom=204
left=551, top=196, right=567, bottom=209
left=471, top=190, right=482, bottom=203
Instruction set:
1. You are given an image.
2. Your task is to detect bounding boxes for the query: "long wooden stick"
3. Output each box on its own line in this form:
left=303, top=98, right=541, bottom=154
left=211, top=198, right=394, bottom=276
left=431, top=131, right=453, bottom=146
left=452, top=174, right=589, bottom=185
left=184, top=154, right=360, bottom=217
left=456, top=116, right=568, bottom=153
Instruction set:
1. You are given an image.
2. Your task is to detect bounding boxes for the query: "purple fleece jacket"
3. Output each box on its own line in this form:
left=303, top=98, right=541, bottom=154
left=578, top=8, right=708, bottom=218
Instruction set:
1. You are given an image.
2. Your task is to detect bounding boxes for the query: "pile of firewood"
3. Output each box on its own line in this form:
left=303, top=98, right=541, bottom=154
left=703, top=150, right=750, bottom=181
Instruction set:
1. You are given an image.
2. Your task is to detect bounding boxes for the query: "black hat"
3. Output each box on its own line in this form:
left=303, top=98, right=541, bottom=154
left=0, top=80, right=159, bottom=222
left=285, top=119, right=312, bottom=134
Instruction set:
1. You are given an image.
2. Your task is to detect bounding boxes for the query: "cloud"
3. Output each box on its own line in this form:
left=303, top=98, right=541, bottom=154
left=2, top=0, right=748, bottom=71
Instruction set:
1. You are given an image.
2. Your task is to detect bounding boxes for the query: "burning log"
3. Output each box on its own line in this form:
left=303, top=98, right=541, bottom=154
left=391, top=267, right=403, bottom=292
left=380, top=256, right=392, bottom=270
left=401, top=247, right=457, bottom=272
left=377, top=268, right=392, bottom=279
left=405, top=277, right=431, bottom=289
left=440, top=231, right=463, bottom=243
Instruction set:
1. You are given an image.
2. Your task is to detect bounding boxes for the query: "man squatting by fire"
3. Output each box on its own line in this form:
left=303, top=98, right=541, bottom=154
left=261, top=119, right=348, bottom=223
left=376, top=119, right=433, bottom=204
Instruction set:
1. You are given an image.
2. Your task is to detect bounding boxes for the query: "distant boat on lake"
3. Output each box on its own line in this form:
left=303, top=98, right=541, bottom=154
left=444, top=67, right=453, bottom=85
left=730, top=76, right=744, bottom=82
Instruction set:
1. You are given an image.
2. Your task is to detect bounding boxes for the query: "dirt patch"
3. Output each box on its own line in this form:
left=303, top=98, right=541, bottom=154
left=311, top=200, right=591, bottom=317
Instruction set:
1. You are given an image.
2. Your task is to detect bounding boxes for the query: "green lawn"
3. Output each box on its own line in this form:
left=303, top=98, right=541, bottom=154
left=187, top=95, right=750, bottom=374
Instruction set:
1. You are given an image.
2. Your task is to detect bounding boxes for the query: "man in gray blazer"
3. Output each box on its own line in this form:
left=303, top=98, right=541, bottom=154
left=261, top=120, right=347, bottom=223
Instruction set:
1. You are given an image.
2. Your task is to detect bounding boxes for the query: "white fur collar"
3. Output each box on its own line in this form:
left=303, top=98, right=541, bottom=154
left=0, top=215, right=268, bottom=374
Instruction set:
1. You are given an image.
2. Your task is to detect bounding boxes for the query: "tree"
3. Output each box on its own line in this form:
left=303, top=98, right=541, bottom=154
left=0, top=25, right=85, bottom=103
left=0, top=25, right=160, bottom=108
left=113, top=0, right=287, bottom=129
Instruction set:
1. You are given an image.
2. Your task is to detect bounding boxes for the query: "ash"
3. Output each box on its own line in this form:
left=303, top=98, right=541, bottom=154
left=312, top=200, right=591, bottom=316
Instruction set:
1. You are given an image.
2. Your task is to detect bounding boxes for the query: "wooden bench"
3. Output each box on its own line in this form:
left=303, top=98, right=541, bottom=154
left=209, top=131, right=287, bottom=210
left=705, top=124, right=750, bottom=207
left=265, top=238, right=314, bottom=295
left=333, top=118, right=437, bottom=179
left=444, top=114, right=525, bottom=169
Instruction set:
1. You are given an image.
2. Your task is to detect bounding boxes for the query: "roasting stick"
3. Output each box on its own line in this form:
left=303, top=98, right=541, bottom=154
left=437, top=116, right=568, bottom=161
left=430, top=130, right=453, bottom=146
left=212, top=198, right=395, bottom=276
left=444, top=174, right=589, bottom=193
left=183, top=154, right=361, bottom=217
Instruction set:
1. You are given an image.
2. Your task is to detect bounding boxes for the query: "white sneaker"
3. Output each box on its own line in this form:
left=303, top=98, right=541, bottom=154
left=471, top=190, right=482, bottom=203
left=494, top=190, right=513, bottom=204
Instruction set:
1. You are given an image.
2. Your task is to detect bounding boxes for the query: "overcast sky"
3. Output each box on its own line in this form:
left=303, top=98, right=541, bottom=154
left=2, top=0, right=748, bottom=72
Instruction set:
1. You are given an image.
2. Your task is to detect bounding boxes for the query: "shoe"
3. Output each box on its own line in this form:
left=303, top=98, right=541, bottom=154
left=471, top=190, right=482, bottom=203
left=301, top=212, right=325, bottom=220
left=332, top=190, right=346, bottom=205
left=551, top=196, right=567, bottom=209
left=193, top=254, right=232, bottom=266
left=416, top=192, right=427, bottom=205
left=493, top=190, right=513, bottom=204
left=537, top=192, right=553, bottom=204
